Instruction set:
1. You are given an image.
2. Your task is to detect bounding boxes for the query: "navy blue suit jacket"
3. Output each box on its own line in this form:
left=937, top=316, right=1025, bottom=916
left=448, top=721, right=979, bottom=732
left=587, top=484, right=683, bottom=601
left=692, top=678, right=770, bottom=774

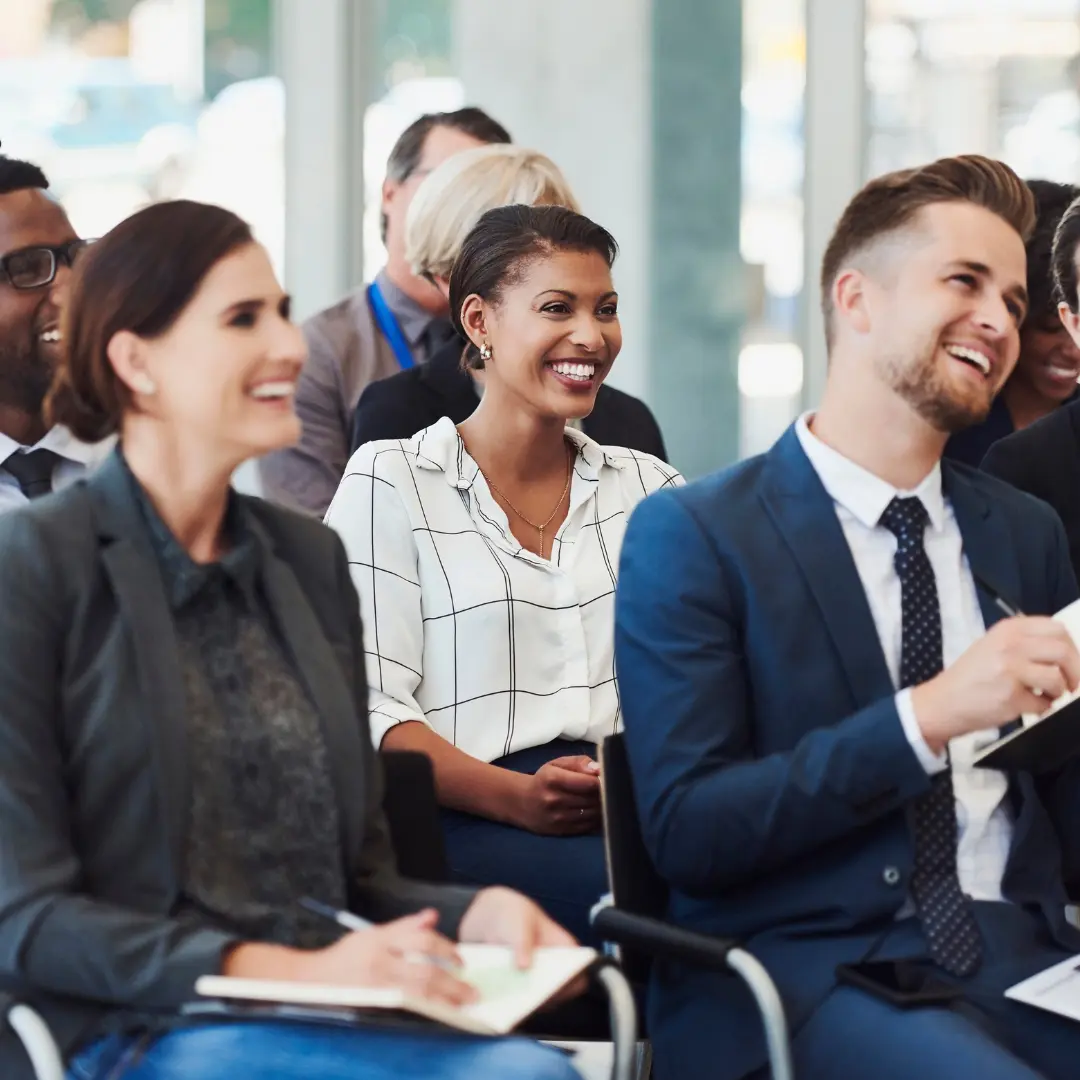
left=615, top=425, right=1080, bottom=1080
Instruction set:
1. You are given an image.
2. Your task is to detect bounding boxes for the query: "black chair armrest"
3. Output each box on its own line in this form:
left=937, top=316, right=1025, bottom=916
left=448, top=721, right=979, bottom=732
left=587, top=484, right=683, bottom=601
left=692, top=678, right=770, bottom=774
left=592, top=906, right=737, bottom=972
left=592, top=907, right=794, bottom=1080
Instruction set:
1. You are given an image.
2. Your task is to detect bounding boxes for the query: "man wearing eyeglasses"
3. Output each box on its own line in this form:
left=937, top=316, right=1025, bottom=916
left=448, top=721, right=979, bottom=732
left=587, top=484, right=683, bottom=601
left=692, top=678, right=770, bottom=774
left=0, top=154, right=108, bottom=508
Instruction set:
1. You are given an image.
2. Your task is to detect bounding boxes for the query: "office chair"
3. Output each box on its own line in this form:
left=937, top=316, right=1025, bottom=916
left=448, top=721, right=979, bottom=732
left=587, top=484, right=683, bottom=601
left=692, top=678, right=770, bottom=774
left=0, top=754, right=637, bottom=1080
left=379, top=751, right=640, bottom=1080
left=590, top=734, right=794, bottom=1080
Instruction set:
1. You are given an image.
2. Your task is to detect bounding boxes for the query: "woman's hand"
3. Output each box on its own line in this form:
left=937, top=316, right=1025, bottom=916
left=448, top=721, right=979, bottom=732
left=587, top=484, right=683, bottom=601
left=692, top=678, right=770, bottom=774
left=459, top=887, right=586, bottom=1003
left=224, top=909, right=478, bottom=1007
left=512, top=755, right=602, bottom=835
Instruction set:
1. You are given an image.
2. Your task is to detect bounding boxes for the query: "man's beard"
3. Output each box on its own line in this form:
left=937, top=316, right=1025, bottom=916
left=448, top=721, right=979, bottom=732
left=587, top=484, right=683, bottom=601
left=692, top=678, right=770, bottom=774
left=0, top=331, right=55, bottom=418
left=877, top=335, right=993, bottom=435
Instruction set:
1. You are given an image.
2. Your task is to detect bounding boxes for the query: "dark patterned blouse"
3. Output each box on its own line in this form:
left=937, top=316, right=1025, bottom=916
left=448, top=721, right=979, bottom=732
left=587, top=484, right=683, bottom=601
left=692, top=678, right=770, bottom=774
left=125, top=456, right=347, bottom=949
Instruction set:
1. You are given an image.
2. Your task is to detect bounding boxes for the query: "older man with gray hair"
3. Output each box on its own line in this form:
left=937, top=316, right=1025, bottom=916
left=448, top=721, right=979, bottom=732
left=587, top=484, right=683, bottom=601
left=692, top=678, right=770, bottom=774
left=260, top=107, right=510, bottom=517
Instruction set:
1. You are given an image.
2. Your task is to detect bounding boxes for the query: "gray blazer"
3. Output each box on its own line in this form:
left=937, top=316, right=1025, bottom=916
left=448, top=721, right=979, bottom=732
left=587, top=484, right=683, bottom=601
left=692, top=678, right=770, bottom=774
left=0, top=452, right=476, bottom=1075
left=259, top=286, right=399, bottom=518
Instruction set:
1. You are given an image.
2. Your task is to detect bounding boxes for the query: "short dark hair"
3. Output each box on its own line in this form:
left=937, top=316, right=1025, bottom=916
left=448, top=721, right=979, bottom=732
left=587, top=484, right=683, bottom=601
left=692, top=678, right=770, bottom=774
left=381, top=107, right=510, bottom=242
left=448, top=204, right=618, bottom=371
left=0, top=154, right=49, bottom=196
left=1050, top=192, right=1080, bottom=315
left=821, top=155, right=1035, bottom=345
left=386, top=107, right=511, bottom=184
left=1022, top=179, right=1080, bottom=322
left=47, top=200, right=253, bottom=443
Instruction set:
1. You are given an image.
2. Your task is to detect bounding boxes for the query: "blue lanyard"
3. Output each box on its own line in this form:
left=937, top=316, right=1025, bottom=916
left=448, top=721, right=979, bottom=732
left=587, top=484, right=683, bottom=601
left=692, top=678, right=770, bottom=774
left=367, top=281, right=416, bottom=370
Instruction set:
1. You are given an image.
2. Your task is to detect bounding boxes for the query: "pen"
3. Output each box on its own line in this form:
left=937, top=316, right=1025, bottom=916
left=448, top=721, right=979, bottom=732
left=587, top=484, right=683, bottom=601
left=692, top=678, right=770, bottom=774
left=300, top=896, right=373, bottom=933
left=299, top=896, right=460, bottom=974
left=972, top=572, right=1024, bottom=620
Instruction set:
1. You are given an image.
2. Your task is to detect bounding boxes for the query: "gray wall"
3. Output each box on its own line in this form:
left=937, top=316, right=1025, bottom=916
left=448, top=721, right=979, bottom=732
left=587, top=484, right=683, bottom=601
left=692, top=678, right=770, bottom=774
left=453, top=0, right=743, bottom=478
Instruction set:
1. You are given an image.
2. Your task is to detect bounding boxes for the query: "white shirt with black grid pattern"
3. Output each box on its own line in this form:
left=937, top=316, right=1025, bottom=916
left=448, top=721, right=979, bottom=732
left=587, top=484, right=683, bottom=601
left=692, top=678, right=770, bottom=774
left=326, top=416, right=683, bottom=763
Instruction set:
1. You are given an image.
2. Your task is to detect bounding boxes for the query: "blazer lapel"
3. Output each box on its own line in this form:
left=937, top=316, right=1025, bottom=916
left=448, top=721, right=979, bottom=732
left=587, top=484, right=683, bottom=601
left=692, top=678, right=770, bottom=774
left=254, top=534, right=364, bottom=868
left=760, top=429, right=895, bottom=710
left=943, top=463, right=1021, bottom=634
left=943, top=463, right=1048, bottom=860
left=90, top=454, right=189, bottom=887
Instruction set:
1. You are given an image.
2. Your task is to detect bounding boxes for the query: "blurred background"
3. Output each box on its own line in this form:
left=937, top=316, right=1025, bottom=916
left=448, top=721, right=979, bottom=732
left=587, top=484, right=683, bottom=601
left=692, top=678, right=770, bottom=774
left=3, top=0, right=1079, bottom=477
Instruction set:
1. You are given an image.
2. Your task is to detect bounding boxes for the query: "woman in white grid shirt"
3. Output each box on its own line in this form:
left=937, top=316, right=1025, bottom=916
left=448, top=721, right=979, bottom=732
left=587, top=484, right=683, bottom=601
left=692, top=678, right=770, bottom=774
left=327, top=205, right=682, bottom=942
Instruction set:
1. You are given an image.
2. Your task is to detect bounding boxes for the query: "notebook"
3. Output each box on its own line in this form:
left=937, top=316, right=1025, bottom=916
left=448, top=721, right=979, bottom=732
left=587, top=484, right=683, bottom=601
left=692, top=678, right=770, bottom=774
left=973, top=598, right=1080, bottom=773
left=194, top=944, right=596, bottom=1036
left=1005, top=953, right=1080, bottom=1022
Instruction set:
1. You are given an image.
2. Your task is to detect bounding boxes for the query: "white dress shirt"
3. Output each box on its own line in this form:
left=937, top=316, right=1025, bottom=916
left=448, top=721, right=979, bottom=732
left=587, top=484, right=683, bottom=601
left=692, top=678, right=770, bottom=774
left=0, top=426, right=113, bottom=512
left=796, top=415, right=1012, bottom=903
left=326, top=417, right=683, bottom=762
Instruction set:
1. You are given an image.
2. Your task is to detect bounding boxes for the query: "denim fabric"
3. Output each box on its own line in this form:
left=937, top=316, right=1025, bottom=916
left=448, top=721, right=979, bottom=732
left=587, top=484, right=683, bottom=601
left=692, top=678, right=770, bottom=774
left=66, top=1022, right=580, bottom=1080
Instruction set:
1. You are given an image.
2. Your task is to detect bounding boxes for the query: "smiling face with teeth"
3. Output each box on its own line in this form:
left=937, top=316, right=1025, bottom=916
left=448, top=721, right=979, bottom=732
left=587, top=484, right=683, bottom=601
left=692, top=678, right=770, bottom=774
left=458, top=247, right=621, bottom=422
left=837, top=200, right=1028, bottom=436
left=108, top=242, right=306, bottom=465
left=0, top=186, right=79, bottom=441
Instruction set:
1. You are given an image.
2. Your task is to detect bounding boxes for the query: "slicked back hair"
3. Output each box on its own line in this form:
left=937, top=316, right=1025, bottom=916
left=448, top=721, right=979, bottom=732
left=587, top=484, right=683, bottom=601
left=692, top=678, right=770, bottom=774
left=821, top=155, right=1035, bottom=346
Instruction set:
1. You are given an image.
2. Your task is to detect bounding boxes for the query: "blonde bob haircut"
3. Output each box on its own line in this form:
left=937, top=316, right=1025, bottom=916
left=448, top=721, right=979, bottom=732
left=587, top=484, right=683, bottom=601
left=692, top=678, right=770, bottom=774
left=405, top=144, right=579, bottom=280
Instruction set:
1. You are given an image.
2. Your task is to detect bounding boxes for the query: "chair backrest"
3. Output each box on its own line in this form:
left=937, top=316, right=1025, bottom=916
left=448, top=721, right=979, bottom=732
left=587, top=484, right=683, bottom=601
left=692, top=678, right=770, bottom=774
left=379, top=751, right=450, bottom=882
left=600, top=733, right=669, bottom=981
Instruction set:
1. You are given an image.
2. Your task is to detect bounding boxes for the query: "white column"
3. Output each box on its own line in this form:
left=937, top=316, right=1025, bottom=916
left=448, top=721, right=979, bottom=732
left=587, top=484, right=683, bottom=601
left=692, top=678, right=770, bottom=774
left=276, top=0, right=370, bottom=322
left=450, top=0, right=651, bottom=399
left=238, top=0, right=370, bottom=497
left=802, top=0, right=865, bottom=409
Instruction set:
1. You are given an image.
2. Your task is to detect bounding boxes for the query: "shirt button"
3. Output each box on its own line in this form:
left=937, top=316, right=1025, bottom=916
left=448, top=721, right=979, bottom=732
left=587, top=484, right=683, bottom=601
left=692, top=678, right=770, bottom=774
left=883, top=866, right=901, bottom=886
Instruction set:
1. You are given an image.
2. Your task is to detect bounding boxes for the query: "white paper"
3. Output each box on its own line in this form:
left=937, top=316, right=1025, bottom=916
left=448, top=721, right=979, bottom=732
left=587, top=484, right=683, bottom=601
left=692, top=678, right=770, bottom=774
left=1005, top=953, right=1080, bottom=1022
left=196, top=944, right=596, bottom=1035
left=1020, top=598, right=1080, bottom=728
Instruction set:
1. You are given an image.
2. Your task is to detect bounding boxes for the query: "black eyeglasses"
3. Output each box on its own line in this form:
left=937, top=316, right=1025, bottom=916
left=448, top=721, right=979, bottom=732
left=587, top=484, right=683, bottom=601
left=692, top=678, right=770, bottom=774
left=0, top=239, right=94, bottom=290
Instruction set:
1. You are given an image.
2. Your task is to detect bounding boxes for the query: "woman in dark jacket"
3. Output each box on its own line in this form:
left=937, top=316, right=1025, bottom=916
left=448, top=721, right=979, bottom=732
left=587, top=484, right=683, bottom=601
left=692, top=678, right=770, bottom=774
left=0, top=200, right=577, bottom=1080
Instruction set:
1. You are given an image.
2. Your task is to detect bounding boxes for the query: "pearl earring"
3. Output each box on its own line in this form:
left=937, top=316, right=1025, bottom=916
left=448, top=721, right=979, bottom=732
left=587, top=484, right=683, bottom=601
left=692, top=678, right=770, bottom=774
left=134, top=375, right=157, bottom=395
left=479, top=341, right=492, bottom=362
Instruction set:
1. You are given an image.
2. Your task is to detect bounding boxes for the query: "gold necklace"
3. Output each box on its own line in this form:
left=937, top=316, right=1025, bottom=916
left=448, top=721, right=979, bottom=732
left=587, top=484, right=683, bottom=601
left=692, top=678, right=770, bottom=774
left=481, top=441, right=573, bottom=559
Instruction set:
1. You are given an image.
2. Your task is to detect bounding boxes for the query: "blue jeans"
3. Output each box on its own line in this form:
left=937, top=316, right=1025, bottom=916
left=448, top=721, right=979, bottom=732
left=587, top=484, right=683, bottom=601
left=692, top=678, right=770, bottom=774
left=66, top=1022, right=580, bottom=1080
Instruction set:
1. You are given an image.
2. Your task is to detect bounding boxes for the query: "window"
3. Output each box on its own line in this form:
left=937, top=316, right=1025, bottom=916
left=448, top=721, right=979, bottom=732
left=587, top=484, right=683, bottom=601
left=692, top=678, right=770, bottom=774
left=1, top=0, right=283, bottom=274
left=739, top=0, right=807, bottom=456
left=362, top=0, right=460, bottom=279
left=866, top=0, right=1080, bottom=182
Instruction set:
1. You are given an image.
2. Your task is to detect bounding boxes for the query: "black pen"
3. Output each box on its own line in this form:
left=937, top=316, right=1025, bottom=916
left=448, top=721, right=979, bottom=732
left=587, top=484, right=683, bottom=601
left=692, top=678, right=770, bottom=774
left=972, top=572, right=1024, bottom=620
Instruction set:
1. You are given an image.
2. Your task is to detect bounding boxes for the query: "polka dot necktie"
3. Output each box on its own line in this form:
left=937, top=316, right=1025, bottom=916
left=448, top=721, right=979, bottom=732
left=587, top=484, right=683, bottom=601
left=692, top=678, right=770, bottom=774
left=880, top=495, right=983, bottom=978
left=2, top=448, right=60, bottom=500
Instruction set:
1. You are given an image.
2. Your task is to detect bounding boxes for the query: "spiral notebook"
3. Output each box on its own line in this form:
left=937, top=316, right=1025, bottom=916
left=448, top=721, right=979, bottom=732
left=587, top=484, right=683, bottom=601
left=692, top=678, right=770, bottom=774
left=194, top=945, right=596, bottom=1036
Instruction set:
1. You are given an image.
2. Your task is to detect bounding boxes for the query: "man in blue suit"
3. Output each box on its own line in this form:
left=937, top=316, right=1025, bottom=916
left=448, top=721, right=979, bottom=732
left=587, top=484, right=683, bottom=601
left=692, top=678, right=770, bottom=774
left=616, top=155, right=1080, bottom=1080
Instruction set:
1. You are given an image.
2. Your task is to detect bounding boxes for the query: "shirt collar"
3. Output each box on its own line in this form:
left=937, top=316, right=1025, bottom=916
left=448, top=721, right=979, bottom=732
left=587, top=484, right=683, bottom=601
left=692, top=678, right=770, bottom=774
left=795, top=412, right=946, bottom=532
left=119, top=451, right=260, bottom=610
left=0, top=425, right=112, bottom=468
left=373, top=267, right=438, bottom=348
left=411, top=416, right=629, bottom=488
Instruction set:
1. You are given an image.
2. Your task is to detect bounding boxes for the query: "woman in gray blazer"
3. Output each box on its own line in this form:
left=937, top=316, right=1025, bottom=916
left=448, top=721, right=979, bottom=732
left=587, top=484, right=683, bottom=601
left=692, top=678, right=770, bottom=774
left=0, top=200, right=578, bottom=1080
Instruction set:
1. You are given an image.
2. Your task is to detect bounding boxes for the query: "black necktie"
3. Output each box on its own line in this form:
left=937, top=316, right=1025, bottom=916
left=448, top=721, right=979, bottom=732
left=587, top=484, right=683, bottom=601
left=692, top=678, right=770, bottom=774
left=3, top=448, right=60, bottom=500
left=880, top=495, right=983, bottom=977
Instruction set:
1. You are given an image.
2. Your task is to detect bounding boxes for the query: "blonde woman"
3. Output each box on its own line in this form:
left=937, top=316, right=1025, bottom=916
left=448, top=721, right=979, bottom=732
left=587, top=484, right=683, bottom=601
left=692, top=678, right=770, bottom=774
left=327, top=205, right=682, bottom=944
left=349, top=144, right=667, bottom=459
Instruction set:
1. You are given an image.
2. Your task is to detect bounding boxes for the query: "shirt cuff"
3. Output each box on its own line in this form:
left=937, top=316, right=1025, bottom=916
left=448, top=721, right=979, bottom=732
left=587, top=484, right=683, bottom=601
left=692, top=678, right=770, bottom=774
left=896, top=688, right=948, bottom=775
